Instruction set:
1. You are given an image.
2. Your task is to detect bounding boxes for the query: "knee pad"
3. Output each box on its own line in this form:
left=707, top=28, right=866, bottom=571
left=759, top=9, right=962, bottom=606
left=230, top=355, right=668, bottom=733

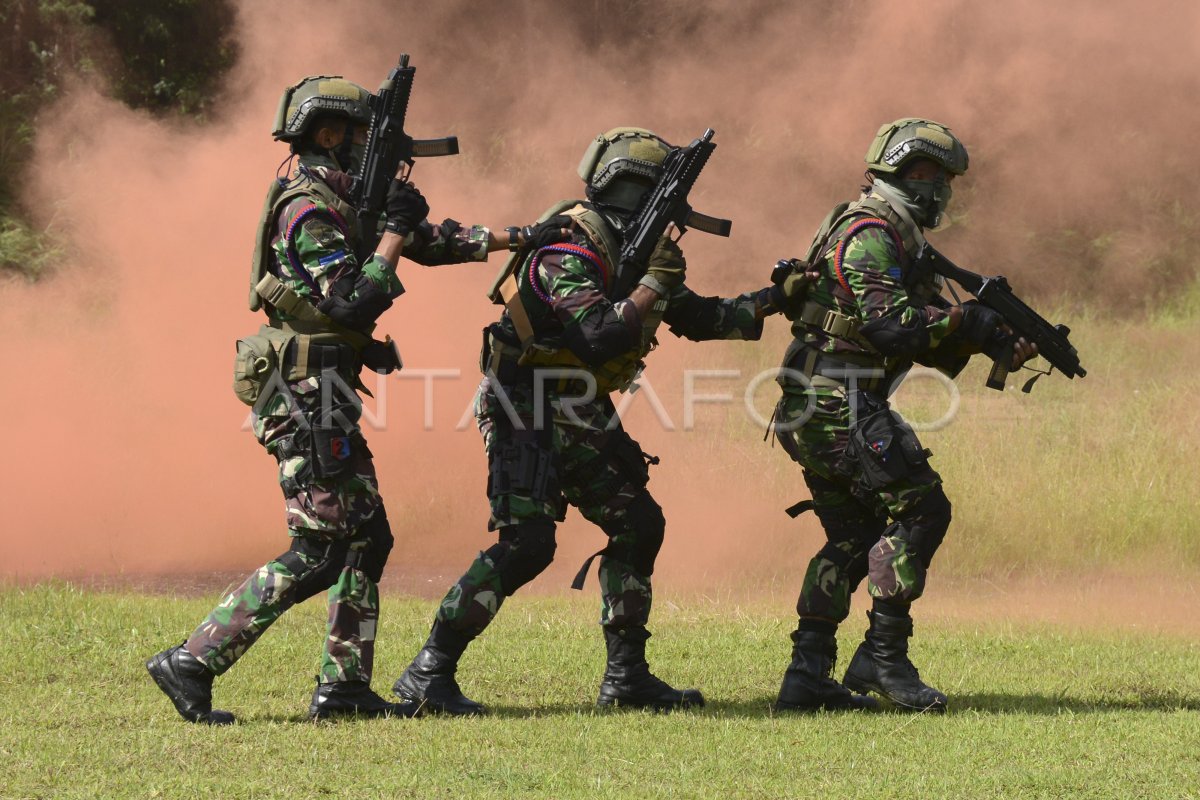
left=278, top=535, right=349, bottom=604
left=492, top=521, right=557, bottom=595
left=599, top=489, right=665, bottom=577
left=347, top=506, right=395, bottom=583
left=867, top=520, right=933, bottom=604
left=895, top=485, right=952, bottom=567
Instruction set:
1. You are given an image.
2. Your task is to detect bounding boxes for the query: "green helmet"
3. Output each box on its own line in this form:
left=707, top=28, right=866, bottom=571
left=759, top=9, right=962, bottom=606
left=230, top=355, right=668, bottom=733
left=577, top=127, right=672, bottom=213
left=271, top=75, right=372, bottom=142
left=864, top=118, right=969, bottom=177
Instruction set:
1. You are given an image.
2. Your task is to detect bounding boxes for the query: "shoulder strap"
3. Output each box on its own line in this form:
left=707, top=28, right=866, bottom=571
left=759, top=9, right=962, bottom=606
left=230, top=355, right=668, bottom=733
left=853, top=192, right=926, bottom=258
left=487, top=199, right=584, bottom=304
left=255, top=273, right=372, bottom=350
left=801, top=201, right=852, bottom=266
left=559, top=204, right=620, bottom=280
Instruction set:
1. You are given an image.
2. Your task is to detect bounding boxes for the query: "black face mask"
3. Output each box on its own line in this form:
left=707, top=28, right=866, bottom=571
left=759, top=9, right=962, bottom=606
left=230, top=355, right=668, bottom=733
left=899, top=175, right=953, bottom=229
left=332, top=122, right=366, bottom=175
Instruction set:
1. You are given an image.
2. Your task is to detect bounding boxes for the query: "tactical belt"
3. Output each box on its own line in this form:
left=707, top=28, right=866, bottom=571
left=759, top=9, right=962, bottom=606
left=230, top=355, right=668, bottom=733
left=483, top=329, right=595, bottom=396
left=796, top=300, right=865, bottom=343
left=788, top=344, right=888, bottom=394
left=256, top=273, right=372, bottom=351
left=283, top=338, right=358, bottom=379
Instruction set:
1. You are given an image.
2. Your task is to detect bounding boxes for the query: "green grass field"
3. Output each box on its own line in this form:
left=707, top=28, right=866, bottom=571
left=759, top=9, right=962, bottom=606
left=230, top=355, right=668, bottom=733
left=3, top=584, right=1197, bottom=799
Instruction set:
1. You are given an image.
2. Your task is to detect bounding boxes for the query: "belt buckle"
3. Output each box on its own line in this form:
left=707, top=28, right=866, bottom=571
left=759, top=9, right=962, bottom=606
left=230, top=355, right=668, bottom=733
left=821, top=309, right=841, bottom=336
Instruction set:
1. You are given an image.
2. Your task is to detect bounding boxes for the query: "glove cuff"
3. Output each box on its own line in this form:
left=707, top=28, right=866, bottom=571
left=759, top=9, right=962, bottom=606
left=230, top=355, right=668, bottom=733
left=637, top=274, right=671, bottom=297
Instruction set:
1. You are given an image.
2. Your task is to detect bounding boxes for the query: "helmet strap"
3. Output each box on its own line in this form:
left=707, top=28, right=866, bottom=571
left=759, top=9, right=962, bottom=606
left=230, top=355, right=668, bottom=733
left=275, top=152, right=298, bottom=187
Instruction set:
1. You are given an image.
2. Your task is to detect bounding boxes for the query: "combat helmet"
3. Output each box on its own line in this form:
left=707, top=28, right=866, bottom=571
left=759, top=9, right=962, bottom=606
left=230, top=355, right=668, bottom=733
left=271, top=76, right=372, bottom=143
left=864, top=118, right=968, bottom=177
left=577, top=127, right=673, bottom=214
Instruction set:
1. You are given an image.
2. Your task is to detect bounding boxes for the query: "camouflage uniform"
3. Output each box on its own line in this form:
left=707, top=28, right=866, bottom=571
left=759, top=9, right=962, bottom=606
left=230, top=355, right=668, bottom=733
left=184, top=154, right=491, bottom=684
left=390, top=194, right=773, bottom=713
left=775, top=182, right=971, bottom=627
left=439, top=227, right=769, bottom=635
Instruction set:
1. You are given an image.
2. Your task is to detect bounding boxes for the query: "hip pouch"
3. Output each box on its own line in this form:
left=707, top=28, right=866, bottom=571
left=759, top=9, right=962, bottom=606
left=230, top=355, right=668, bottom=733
left=310, top=401, right=365, bottom=481
left=847, top=398, right=931, bottom=490
left=233, top=333, right=283, bottom=407
left=609, top=432, right=657, bottom=488
left=488, top=439, right=557, bottom=502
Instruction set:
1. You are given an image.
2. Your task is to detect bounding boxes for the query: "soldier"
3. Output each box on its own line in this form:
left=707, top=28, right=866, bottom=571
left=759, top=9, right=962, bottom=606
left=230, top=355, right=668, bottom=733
left=145, top=75, right=522, bottom=723
left=392, top=127, right=783, bottom=715
left=768, top=118, right=1037, bottom=713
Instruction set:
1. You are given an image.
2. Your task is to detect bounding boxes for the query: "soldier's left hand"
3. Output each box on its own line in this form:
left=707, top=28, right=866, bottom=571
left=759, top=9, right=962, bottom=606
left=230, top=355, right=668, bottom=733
left=385, top=179, right=430, bottom=235
left=1001, top=324, right=1039, bottom=369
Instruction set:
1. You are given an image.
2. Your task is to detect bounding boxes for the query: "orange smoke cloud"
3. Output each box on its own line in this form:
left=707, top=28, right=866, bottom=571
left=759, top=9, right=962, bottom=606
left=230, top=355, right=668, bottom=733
left=0, top=0, right=1195, bottom=585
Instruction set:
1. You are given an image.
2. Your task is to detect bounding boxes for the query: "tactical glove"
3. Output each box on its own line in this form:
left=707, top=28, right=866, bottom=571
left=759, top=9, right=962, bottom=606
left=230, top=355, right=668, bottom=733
left=768, top=258, right=817, bottom=312
left=521, top=216, right=574, bottom=250
left=384, top=180, right=430, bottom=236
left=957, top=300, right=1005, bottom=348
left=319, top=273, right=395, bottom=331
left=638, top=236, right=687, bottom=296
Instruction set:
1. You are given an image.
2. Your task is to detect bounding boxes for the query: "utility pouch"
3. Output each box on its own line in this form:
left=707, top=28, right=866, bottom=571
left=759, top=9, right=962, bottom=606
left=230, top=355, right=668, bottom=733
left=487, top=439, right=556, bottom=502
left=233, top=333, right=281, bottom=406
left=846, top=398, right=931, bottom=490
left=362, top=335, right=403, bottom=374
left=310, top=402, right=363, bottom=480
left=610, top=433, right=657, bottom=488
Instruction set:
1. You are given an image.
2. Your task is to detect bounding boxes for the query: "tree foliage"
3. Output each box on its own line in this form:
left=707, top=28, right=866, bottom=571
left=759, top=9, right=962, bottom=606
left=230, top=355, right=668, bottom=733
left=0, top=0, right=236, bottom=278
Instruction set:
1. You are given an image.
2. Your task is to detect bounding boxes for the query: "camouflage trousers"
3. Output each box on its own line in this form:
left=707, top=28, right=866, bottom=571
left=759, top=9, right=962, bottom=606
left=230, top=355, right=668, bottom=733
left=185, top=374, right=389, bottom=683
left=435, top=373, right=664, bottom=638
left=774, top=383, right=950, bottom=624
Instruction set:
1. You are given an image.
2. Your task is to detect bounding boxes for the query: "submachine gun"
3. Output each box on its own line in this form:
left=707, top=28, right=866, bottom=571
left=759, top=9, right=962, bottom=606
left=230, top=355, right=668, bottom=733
left=350, top=53, right=460, bottom=259
left=920, top=244, right=1088, bottom=392
left=617, top=128, right=732, bottom=292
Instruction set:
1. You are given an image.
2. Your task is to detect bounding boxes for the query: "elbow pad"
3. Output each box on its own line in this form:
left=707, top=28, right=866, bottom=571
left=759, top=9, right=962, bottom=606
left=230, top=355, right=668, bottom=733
left=664, top=293, right=723, bottom=342
left=561, top=319, right=638, bottom=367
left=860, top=312, right=931, bottom=357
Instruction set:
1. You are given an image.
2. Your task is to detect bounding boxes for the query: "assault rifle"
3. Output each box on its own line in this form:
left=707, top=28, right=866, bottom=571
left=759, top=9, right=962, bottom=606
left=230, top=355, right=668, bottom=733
left=920, top=243, right=1087, bottom=392
left=351, top=53, right=459, bottom=258
left=619, top=128, right=732, bottom=290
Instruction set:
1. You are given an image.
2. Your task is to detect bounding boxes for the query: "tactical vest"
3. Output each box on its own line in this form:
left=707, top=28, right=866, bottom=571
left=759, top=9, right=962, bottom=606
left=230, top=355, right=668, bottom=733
left=784, top=188, right=937, bottom=351
left=486, top=200, right=664, bottom=394
left=235, top=170, right=377, bottom=406
left=249, top=170, right=361, bottom=312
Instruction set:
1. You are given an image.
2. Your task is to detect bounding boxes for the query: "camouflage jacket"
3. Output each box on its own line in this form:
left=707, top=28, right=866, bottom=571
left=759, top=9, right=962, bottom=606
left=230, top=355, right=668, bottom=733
left=790, top=190, right=967, bottom=378
left=266, top=154, right=491, bottom=322
left=495, top=224, right=772, bottom=375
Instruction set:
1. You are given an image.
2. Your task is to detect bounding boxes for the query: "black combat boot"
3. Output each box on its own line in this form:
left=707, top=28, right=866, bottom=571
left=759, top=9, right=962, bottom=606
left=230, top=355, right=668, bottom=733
left=145, top=643, right=235, bottom=725
left=842, top=609, right=948, bottom=713
left=309, top=679, right=421, bottom=720
left=774, top=630, right=880, bottom=712
left=392, top=621, right=485, bottom=716
left=597, top=626, right=704, bottom=711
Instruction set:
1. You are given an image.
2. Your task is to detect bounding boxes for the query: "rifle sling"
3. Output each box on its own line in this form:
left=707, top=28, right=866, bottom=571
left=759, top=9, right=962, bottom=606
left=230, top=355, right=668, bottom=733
left=498, top=274, right=536, bottom=351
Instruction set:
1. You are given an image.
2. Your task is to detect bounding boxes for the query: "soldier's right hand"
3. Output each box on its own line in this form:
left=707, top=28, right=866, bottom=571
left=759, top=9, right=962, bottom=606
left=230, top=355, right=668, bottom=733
left=643, top=234, right=687, bottom=292
left=956, top=300, right=1005, bottom=349
left=384, top=179, right=430, bottom=236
